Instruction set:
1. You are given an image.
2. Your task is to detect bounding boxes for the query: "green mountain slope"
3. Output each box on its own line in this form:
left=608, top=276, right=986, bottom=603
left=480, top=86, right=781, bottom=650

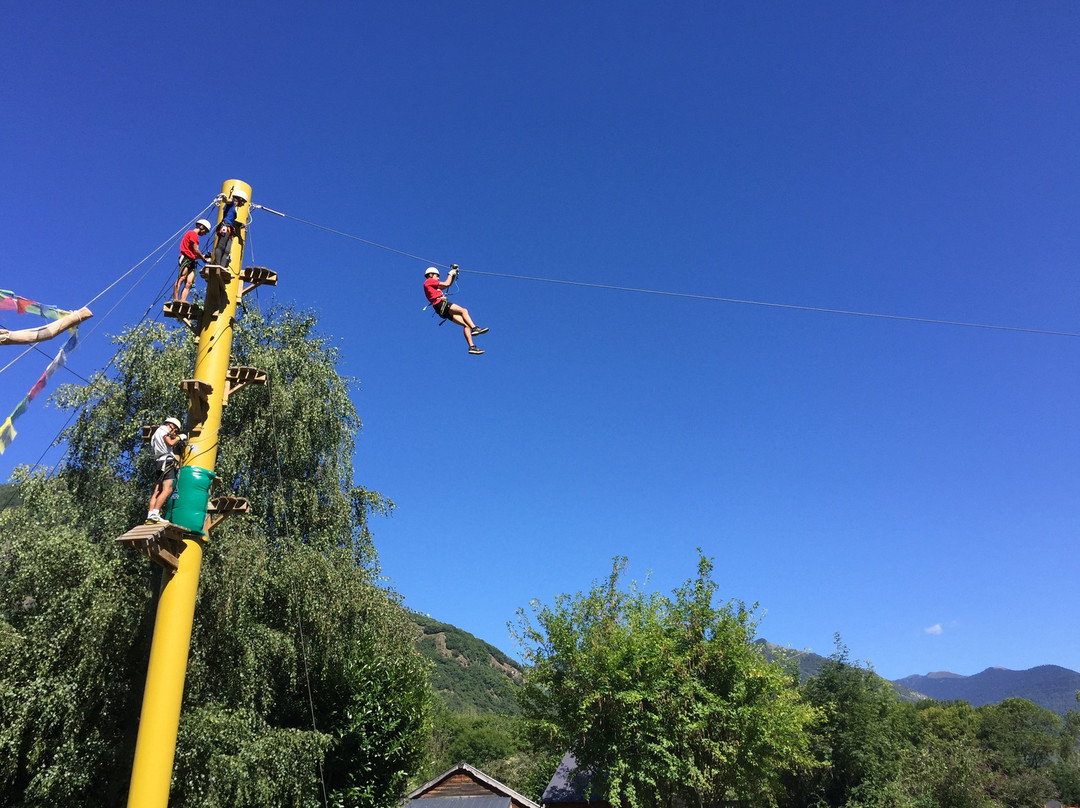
left=410, top=612, right=523, bottom=715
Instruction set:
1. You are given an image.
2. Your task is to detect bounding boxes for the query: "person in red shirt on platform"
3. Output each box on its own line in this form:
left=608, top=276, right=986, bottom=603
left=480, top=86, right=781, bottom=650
left=423, top=265, right=488, bottom=355
left=173, top=219, right=211, bottom=303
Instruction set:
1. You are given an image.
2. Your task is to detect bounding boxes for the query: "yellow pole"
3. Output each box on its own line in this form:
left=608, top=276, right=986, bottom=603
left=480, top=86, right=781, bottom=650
left=126, top=180, right=252, bottom=807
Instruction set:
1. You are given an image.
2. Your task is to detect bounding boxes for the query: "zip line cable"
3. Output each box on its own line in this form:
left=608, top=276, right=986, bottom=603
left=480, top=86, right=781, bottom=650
left=268, top=207, right=1080, bottom=340
left=462, top=269, right=1080, bottom=339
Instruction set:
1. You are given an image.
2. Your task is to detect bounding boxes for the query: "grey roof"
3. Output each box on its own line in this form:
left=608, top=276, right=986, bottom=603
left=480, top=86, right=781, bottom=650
left=408, top=798, right=510, bottom=808
left=541, top=752, right=606, bottom=804
left=404, top=763, right=541, bottom=808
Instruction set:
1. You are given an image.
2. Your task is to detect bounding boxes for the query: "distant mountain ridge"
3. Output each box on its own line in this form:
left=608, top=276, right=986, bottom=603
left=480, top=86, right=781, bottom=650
left=408, top=615, right=1080, bottom=718
left=895, top=665, right=1080, bottom=715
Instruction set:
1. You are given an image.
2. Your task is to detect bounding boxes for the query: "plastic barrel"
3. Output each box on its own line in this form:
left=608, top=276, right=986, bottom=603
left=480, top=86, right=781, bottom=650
left=171, top=466, right=216, bottom=535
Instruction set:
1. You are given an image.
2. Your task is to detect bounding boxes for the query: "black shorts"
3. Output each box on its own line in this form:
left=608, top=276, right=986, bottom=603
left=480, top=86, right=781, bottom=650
left=435, top=299, right=454, bottom=319
left=155, top=457, right=178, bottom=483
left=178, top=255, right=198, bottom=277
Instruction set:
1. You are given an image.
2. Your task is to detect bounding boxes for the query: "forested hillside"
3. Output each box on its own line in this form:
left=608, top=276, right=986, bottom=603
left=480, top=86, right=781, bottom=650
left=411, top=613, right=522, bottom=715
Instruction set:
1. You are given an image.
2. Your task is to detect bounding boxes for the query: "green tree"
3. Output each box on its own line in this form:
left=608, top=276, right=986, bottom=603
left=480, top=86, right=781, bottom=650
left=977, top=698, right=1062, bottom=774
left=514, top=554, right=819, bottom=808
left=871, top=701, right=1001, bottom=808
left=976, top=698, right=1067, bottom=808
left=0, top=308, right=431, bottom=807
left=784, top=638, right=915, bottom=808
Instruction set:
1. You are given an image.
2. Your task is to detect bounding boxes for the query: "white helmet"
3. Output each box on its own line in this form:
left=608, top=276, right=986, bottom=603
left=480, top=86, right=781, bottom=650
left=164, top=417, right=182, bottom=429
left=425, top=267, right=439, bottom=277
left=195, top=219, right=212, bottom=231
left=231, top=188, right=249, bottom=203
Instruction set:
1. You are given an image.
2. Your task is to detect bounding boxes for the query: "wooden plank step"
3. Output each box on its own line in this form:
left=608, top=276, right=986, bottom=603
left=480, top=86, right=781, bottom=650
left=115, top=522, right=199, bottom=571
left=180, top=378, right=213, bottom=403
left=163, top=300, right=202, bottom=321
left=240, top=266, right=278, bottom=287
left=200, top=264, right=234, bottom=282
left=208, top=496, right=250, bottom=516
left=226, top=366, right=266, bottom=386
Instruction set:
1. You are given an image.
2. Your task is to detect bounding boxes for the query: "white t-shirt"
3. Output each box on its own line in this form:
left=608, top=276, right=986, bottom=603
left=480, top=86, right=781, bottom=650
left=150, top=424, right=173, bottom=460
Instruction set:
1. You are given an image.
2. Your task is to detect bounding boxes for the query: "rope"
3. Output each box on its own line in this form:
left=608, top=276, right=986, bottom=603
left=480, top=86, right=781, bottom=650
left=84, top=202, right=216, bottom=309
left=265, top=371, right=330, bottom=808
left=463, top=269, right=1080, bottom=339
left=270, top=208, right=1080, bottom=339
left=0, top=346, right=34, bottom=375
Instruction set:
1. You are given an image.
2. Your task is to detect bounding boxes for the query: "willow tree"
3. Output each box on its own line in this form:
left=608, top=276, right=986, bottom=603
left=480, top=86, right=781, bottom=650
left=0, top=306, right=430, bottom=808
left=515, top=554, right=820, bottom=808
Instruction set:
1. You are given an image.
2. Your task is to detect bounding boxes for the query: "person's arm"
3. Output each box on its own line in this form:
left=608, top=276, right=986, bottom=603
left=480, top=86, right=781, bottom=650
left=439, top=268, right=458, bottom=289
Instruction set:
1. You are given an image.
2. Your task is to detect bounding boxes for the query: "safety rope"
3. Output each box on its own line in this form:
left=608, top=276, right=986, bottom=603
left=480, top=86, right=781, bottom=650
left=242, top=271, right=327, bottom=808
left=265, top=369, right=330, bottom=808
left=84, top=202, right=216, bottom=310
left=267, top=207, right=1080, bottom=339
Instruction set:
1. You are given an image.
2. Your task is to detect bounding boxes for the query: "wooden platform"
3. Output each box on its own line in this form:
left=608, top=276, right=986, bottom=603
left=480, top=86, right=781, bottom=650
left=239, top=266, right=278, bottom=296
left=163, top=300, right=202, bottom=321
left=180, top=378, right=213, bottom=407
left=208, top=496, right=250, bottom=515
left=206, top=495, right=250, bottom=531
left=200, top=263, right=234, bottom=283
left=115, top=522, right=199, bottom=571
left=224, top=366, right=267, bottom=404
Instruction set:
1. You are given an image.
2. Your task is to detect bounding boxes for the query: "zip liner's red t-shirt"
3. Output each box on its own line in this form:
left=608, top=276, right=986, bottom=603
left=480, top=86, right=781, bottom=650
left=423, top=277, right=445, bottom=305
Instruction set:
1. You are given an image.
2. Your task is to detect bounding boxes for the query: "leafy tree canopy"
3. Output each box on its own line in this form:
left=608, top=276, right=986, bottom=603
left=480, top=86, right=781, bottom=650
left=0, top=307, right=431, bottom=807
left=514, top=553, right=820, bottom=808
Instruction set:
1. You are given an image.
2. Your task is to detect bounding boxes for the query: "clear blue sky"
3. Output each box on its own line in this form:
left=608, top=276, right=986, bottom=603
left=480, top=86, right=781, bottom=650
left=2, top=2, right=1078, bottom=681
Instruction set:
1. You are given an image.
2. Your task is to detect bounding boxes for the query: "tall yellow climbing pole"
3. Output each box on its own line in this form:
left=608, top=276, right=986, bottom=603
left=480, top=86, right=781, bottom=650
left=125, top=180, right=255, bottom=807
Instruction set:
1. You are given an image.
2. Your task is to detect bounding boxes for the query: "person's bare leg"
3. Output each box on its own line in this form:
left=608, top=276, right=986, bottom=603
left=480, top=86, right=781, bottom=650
left=178, top=273, right=194, bottom=303
left=149, top=478, right=174, bottom=512
left=451, top=313, right=476, bottom=347
left=450, top=304, right=476, bottom=330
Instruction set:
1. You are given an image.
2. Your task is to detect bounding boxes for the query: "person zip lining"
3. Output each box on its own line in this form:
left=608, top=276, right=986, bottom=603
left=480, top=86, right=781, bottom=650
left=423, top=265, right=488, bottom=355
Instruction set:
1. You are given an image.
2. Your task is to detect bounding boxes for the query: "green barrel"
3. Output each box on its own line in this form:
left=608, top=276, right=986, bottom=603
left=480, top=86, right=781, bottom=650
left=169, top=465, right=217, bottom=535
